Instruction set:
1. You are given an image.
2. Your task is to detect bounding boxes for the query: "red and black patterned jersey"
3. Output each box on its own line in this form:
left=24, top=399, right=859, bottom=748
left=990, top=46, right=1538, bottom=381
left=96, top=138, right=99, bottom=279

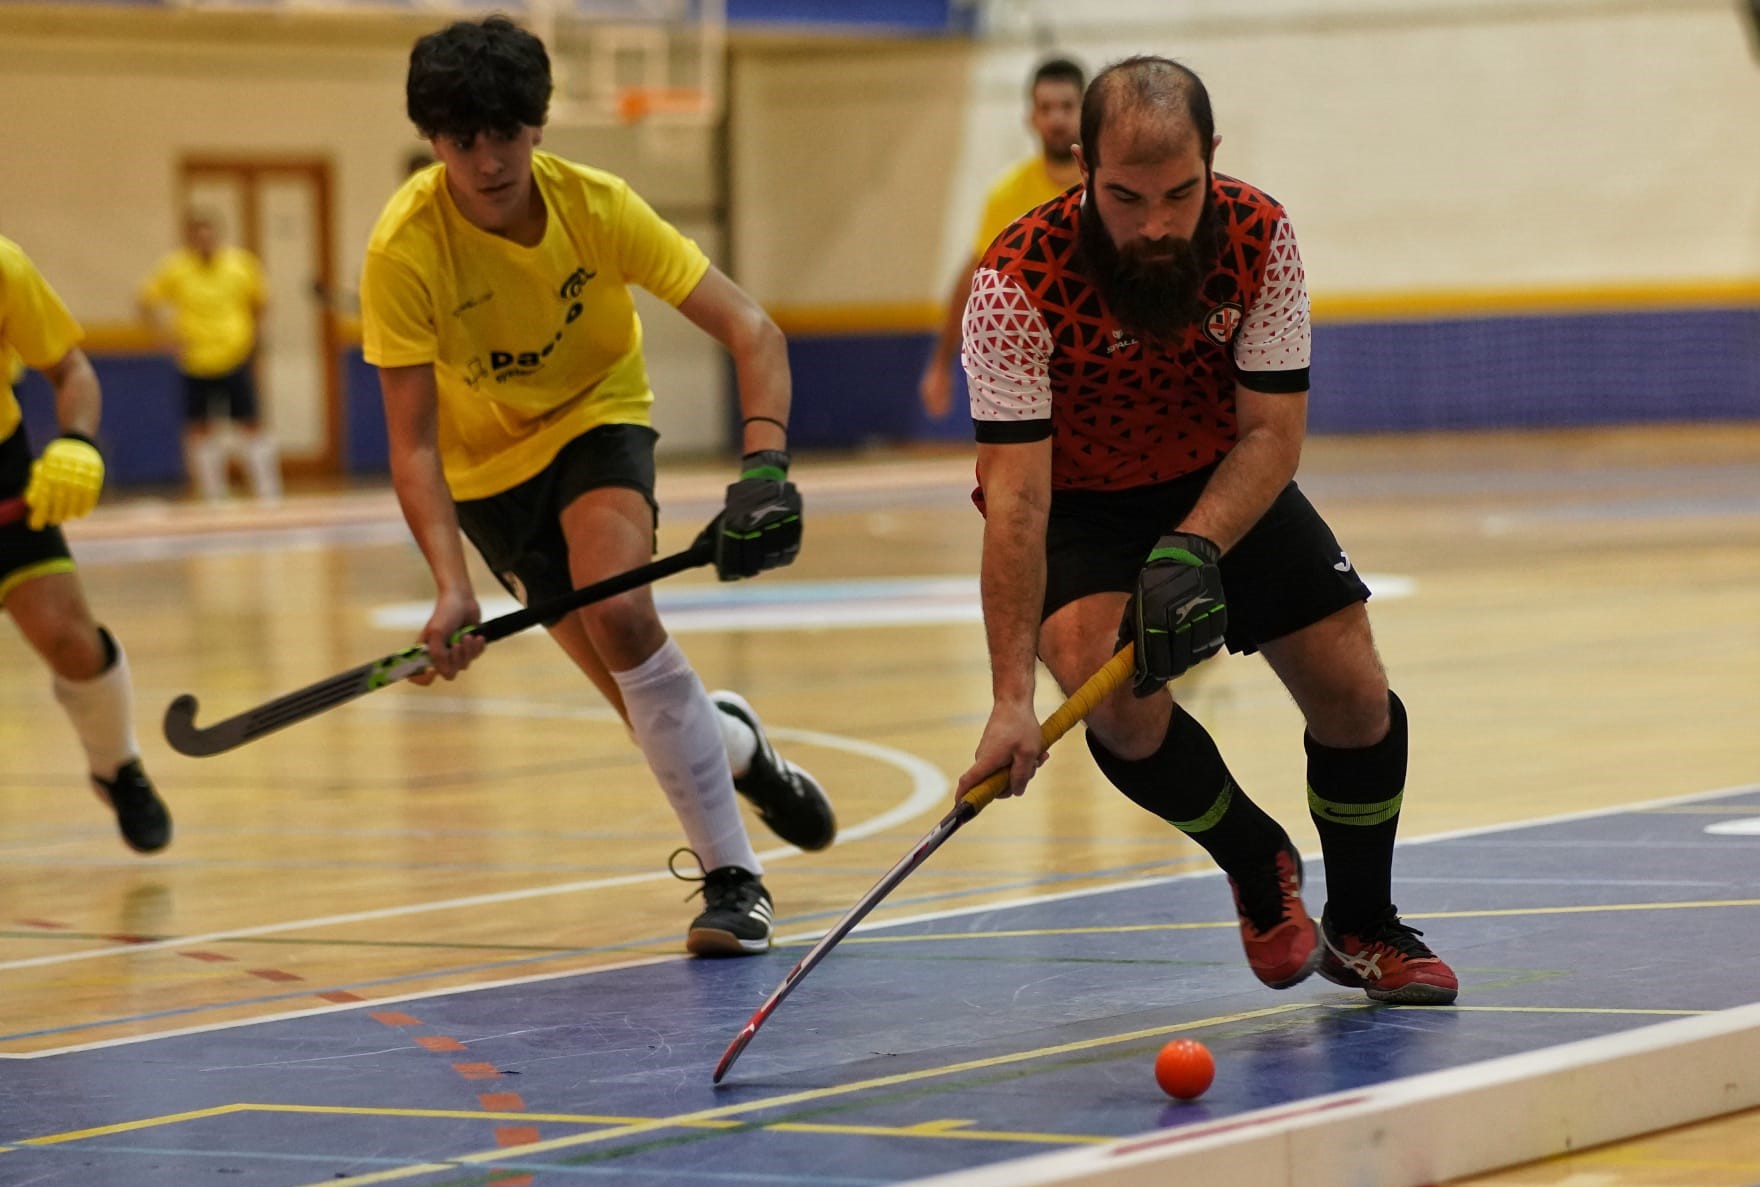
left=962, top=174, right=1310, bottom=492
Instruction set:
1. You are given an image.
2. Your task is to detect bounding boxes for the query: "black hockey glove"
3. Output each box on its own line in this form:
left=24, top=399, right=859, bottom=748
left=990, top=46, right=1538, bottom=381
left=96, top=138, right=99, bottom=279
left=1117, top=532, right=1227, bottom=697
left=712, top=449, right=802, bottom=581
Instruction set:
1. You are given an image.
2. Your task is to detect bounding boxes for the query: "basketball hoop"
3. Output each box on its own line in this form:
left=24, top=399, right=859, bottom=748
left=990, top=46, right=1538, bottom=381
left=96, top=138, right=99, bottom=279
left=614, top=85, right=712, bottom=126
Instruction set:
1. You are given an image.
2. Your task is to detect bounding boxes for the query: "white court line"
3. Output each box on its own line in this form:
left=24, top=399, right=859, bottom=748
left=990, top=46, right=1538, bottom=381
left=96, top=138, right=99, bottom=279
left=0, top=718, right=947, bottom=980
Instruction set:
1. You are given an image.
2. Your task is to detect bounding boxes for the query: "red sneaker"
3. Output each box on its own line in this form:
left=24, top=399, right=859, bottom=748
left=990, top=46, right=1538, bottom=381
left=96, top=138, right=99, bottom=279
left=1320, top=908, right=1458, bottom=1004
left=1226, top=842, right=1321, bottom=989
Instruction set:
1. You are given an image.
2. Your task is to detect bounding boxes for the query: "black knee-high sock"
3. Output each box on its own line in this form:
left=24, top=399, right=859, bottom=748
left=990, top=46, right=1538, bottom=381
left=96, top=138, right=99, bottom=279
left=1307, top=690, right=1407, bottom=931
left=1086, top=704, right=1285, bottom=878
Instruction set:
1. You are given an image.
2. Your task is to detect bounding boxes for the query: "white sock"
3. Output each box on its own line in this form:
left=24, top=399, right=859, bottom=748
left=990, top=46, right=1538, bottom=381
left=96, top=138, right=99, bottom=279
left=243, top=433, right=282, bottom=501
left=186, top=435, right=227, bottom=502
left=52, top=628, right=139, bottom=782
left=717, top=704, right=758, bottom=778
left=612, top=638, right=762, bottom=876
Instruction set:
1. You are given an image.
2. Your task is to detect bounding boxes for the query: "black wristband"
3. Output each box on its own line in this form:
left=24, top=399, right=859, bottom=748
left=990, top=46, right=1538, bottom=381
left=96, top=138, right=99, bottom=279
left=740, top=448, right=791, bottom=478
left=59, top=430, right=102, bottom=458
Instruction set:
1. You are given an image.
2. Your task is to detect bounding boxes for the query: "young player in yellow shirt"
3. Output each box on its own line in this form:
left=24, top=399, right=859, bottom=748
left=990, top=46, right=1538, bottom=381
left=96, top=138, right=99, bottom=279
left=918, top=57, right=1085, bottom=418
left=1, top=235, right=171, bottom=853
left=360, top=16, right=832, bottom=955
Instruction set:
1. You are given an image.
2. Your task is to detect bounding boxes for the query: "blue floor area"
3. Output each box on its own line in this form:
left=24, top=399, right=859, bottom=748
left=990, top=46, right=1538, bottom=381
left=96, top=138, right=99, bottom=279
left=2, top=786, right=1757, bottom=1186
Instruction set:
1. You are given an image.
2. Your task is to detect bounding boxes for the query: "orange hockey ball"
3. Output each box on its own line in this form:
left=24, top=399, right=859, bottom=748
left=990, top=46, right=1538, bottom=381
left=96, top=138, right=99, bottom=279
left=1154, top=1038, right=1214, bottom=1100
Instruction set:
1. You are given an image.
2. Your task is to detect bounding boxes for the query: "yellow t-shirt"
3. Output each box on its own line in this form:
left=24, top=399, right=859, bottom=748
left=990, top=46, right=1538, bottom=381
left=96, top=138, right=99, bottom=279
left=139, top=246, right=264, bottom=377
left=972, top=157, right=1075, bottom=258
left=0, top=235, right=84, bottom=441
left=360, top=151, right=711, bottom=500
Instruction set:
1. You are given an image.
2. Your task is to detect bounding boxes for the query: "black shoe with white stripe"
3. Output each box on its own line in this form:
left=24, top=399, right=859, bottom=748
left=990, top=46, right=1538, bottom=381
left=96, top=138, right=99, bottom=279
left=684, top=864, right=775, bottom=956
left=711, top=690, right=836, bottom=851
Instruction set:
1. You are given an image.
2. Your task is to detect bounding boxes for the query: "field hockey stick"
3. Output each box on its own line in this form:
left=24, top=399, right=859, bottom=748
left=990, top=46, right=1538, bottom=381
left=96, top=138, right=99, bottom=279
left=163, top=534, right=716, bottom=757
left=712, top=644, right=1136, bottom=1084
left=0, top=496, right=25, bottom=525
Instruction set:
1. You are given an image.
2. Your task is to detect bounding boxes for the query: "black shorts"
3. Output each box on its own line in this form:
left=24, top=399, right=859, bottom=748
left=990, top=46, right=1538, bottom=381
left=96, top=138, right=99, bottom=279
left=0, top=425, right=74, bottom=603
left=453, top=423, right=660, bottom=625
left=183, top=363, right=260, bottom=423
left=1043, top=468, right=1371, bottom=655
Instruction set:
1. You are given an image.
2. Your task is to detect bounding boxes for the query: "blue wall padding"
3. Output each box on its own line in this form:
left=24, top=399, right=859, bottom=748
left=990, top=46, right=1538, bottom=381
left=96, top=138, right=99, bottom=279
left=15, top=355, right=187, bottom=486
left=33, top=306, right=1759, bottom=486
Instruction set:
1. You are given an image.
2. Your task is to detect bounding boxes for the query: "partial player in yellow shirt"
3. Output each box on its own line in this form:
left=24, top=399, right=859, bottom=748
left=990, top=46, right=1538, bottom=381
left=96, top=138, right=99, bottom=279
left=918, top=57, right=1085, bottom=418
left=361, top=16, right=832, bottom=956
left=138, top=212, right=281, bottom=503
left=0, top=235, right=171, bottom=853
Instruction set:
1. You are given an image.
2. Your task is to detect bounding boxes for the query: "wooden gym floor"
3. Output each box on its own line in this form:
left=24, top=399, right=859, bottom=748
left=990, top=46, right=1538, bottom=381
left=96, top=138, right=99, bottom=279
left=0, top=423, right=1755, bottom=1185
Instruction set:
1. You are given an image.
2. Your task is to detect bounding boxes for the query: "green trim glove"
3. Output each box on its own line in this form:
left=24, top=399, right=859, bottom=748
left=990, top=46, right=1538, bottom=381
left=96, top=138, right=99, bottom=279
left=712, top=449, right=803, bottom=580
left=1118, top=531, right=1226, bottom=697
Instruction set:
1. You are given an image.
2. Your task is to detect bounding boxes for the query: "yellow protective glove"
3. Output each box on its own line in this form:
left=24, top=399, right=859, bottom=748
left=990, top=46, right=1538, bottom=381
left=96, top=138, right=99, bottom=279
left=25, top=434, right=105, bottom=531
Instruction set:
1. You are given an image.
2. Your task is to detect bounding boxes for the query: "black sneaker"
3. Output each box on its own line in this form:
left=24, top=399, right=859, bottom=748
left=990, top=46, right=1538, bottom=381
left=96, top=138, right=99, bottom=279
left=672, top=850, right=774, bottom=956
left=94, top=759, right=171, bottom=854
left=711, top=690, right=835, bottom=851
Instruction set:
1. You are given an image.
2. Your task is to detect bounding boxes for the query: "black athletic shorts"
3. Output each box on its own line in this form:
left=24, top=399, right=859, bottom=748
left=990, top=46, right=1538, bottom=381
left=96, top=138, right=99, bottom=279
left=182, top=363, right=260, bottom=423
left=453, top=423, right=660, bottom=625
left=1042, top=466, right=1371, bottom=655
left=0, top=425, right=74, bottom=604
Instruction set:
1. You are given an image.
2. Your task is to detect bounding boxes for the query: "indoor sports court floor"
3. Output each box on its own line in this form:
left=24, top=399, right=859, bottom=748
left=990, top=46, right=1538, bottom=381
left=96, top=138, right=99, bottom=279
left=1, top=425, right=1757, bottom=1186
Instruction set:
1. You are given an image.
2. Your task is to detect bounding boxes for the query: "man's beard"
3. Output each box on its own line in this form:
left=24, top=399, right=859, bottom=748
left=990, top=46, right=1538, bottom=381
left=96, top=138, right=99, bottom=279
left=1042, top=138, right=1076, bottom=165
left=1078, top=184, right=1221, bottom=342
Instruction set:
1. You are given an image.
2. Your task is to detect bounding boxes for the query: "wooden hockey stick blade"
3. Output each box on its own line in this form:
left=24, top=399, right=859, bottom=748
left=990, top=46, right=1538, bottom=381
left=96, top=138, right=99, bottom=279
left=164, top=537, right=715, bottom=757
left=712, top=645, right=1135, bottom=1084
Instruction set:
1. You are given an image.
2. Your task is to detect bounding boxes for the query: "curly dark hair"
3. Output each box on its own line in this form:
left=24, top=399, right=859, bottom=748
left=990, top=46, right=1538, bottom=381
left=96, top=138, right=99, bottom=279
left=407, top=15, right=552, bottom=140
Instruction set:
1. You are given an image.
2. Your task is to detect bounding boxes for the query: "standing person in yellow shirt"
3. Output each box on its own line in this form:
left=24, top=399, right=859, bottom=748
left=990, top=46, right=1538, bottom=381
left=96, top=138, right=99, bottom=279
left=139, top=212, right=281, bottom=503
left=1, top=235, right=171, bottom=853
left=360, top=16, right=834, bottom=956
left=918, top=57, right=1085, bottom=419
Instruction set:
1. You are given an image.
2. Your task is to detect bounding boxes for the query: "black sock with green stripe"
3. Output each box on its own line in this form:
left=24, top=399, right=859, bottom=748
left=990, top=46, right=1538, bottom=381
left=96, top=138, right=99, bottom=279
left=1086, top=703, right=1284, bottom=878
left=1307, top=690, right=1407, bottom=932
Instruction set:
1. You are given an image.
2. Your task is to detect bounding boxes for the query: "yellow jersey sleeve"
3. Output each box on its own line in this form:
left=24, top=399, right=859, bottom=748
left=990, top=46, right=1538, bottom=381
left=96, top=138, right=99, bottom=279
left=971, top=158, right=1071, bottom=259
left=360, top=249, right=437, bottom=368
left=0, top=236, right=84, bottom=439
left=0, top=237, right=83, bottom=371
left=612, top=181, right=710, bottom=306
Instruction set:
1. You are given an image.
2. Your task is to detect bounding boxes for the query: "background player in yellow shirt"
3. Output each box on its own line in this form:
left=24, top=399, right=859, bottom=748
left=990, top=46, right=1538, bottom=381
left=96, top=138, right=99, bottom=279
left=361, top=16, right=832, bottom=956
left=1, top=235, right=171, bottom=853
left=139, top=212, right=281, bottom=503
left=918, top=57, right=1085, bottom=419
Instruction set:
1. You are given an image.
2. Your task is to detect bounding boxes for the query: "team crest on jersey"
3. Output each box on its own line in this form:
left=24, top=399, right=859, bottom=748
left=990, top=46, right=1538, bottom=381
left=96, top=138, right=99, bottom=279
left=1203, top=302, right=1244, bottom=345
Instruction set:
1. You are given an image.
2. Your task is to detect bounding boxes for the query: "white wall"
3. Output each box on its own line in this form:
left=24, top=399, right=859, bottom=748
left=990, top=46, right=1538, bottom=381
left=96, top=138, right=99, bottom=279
left=732, top=0, right=1760, bottom=312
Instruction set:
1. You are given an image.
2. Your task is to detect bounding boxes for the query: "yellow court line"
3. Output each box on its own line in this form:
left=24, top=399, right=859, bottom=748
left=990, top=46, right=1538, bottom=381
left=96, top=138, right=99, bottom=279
left=772, top=1120, right=1107, bottom=1146
left=251, top=1104, right=739, bottom=1129
left=1320, top=1004, right=1707, bottom=1017
left=19, top=1104, right=251, bottom=1146
left=290, top=1002, right=1315, bottom=1187
left=821, top=920, right=1234, bottom=945
left=1410, top=900, right=1760, bottom=920
left=812, top=899, right=1760, bottom=948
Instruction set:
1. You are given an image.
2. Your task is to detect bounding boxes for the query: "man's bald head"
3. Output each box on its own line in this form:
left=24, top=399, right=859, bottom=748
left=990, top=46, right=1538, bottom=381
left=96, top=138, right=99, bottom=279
left=1079, top=56, right=1214, bottom=172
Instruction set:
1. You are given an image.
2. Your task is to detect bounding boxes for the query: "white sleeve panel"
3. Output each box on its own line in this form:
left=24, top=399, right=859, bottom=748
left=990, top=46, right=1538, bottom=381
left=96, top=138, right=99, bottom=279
left=1233, top=216, right=1312, bottom=375
left=962, top=268, right=1055, bottom=423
